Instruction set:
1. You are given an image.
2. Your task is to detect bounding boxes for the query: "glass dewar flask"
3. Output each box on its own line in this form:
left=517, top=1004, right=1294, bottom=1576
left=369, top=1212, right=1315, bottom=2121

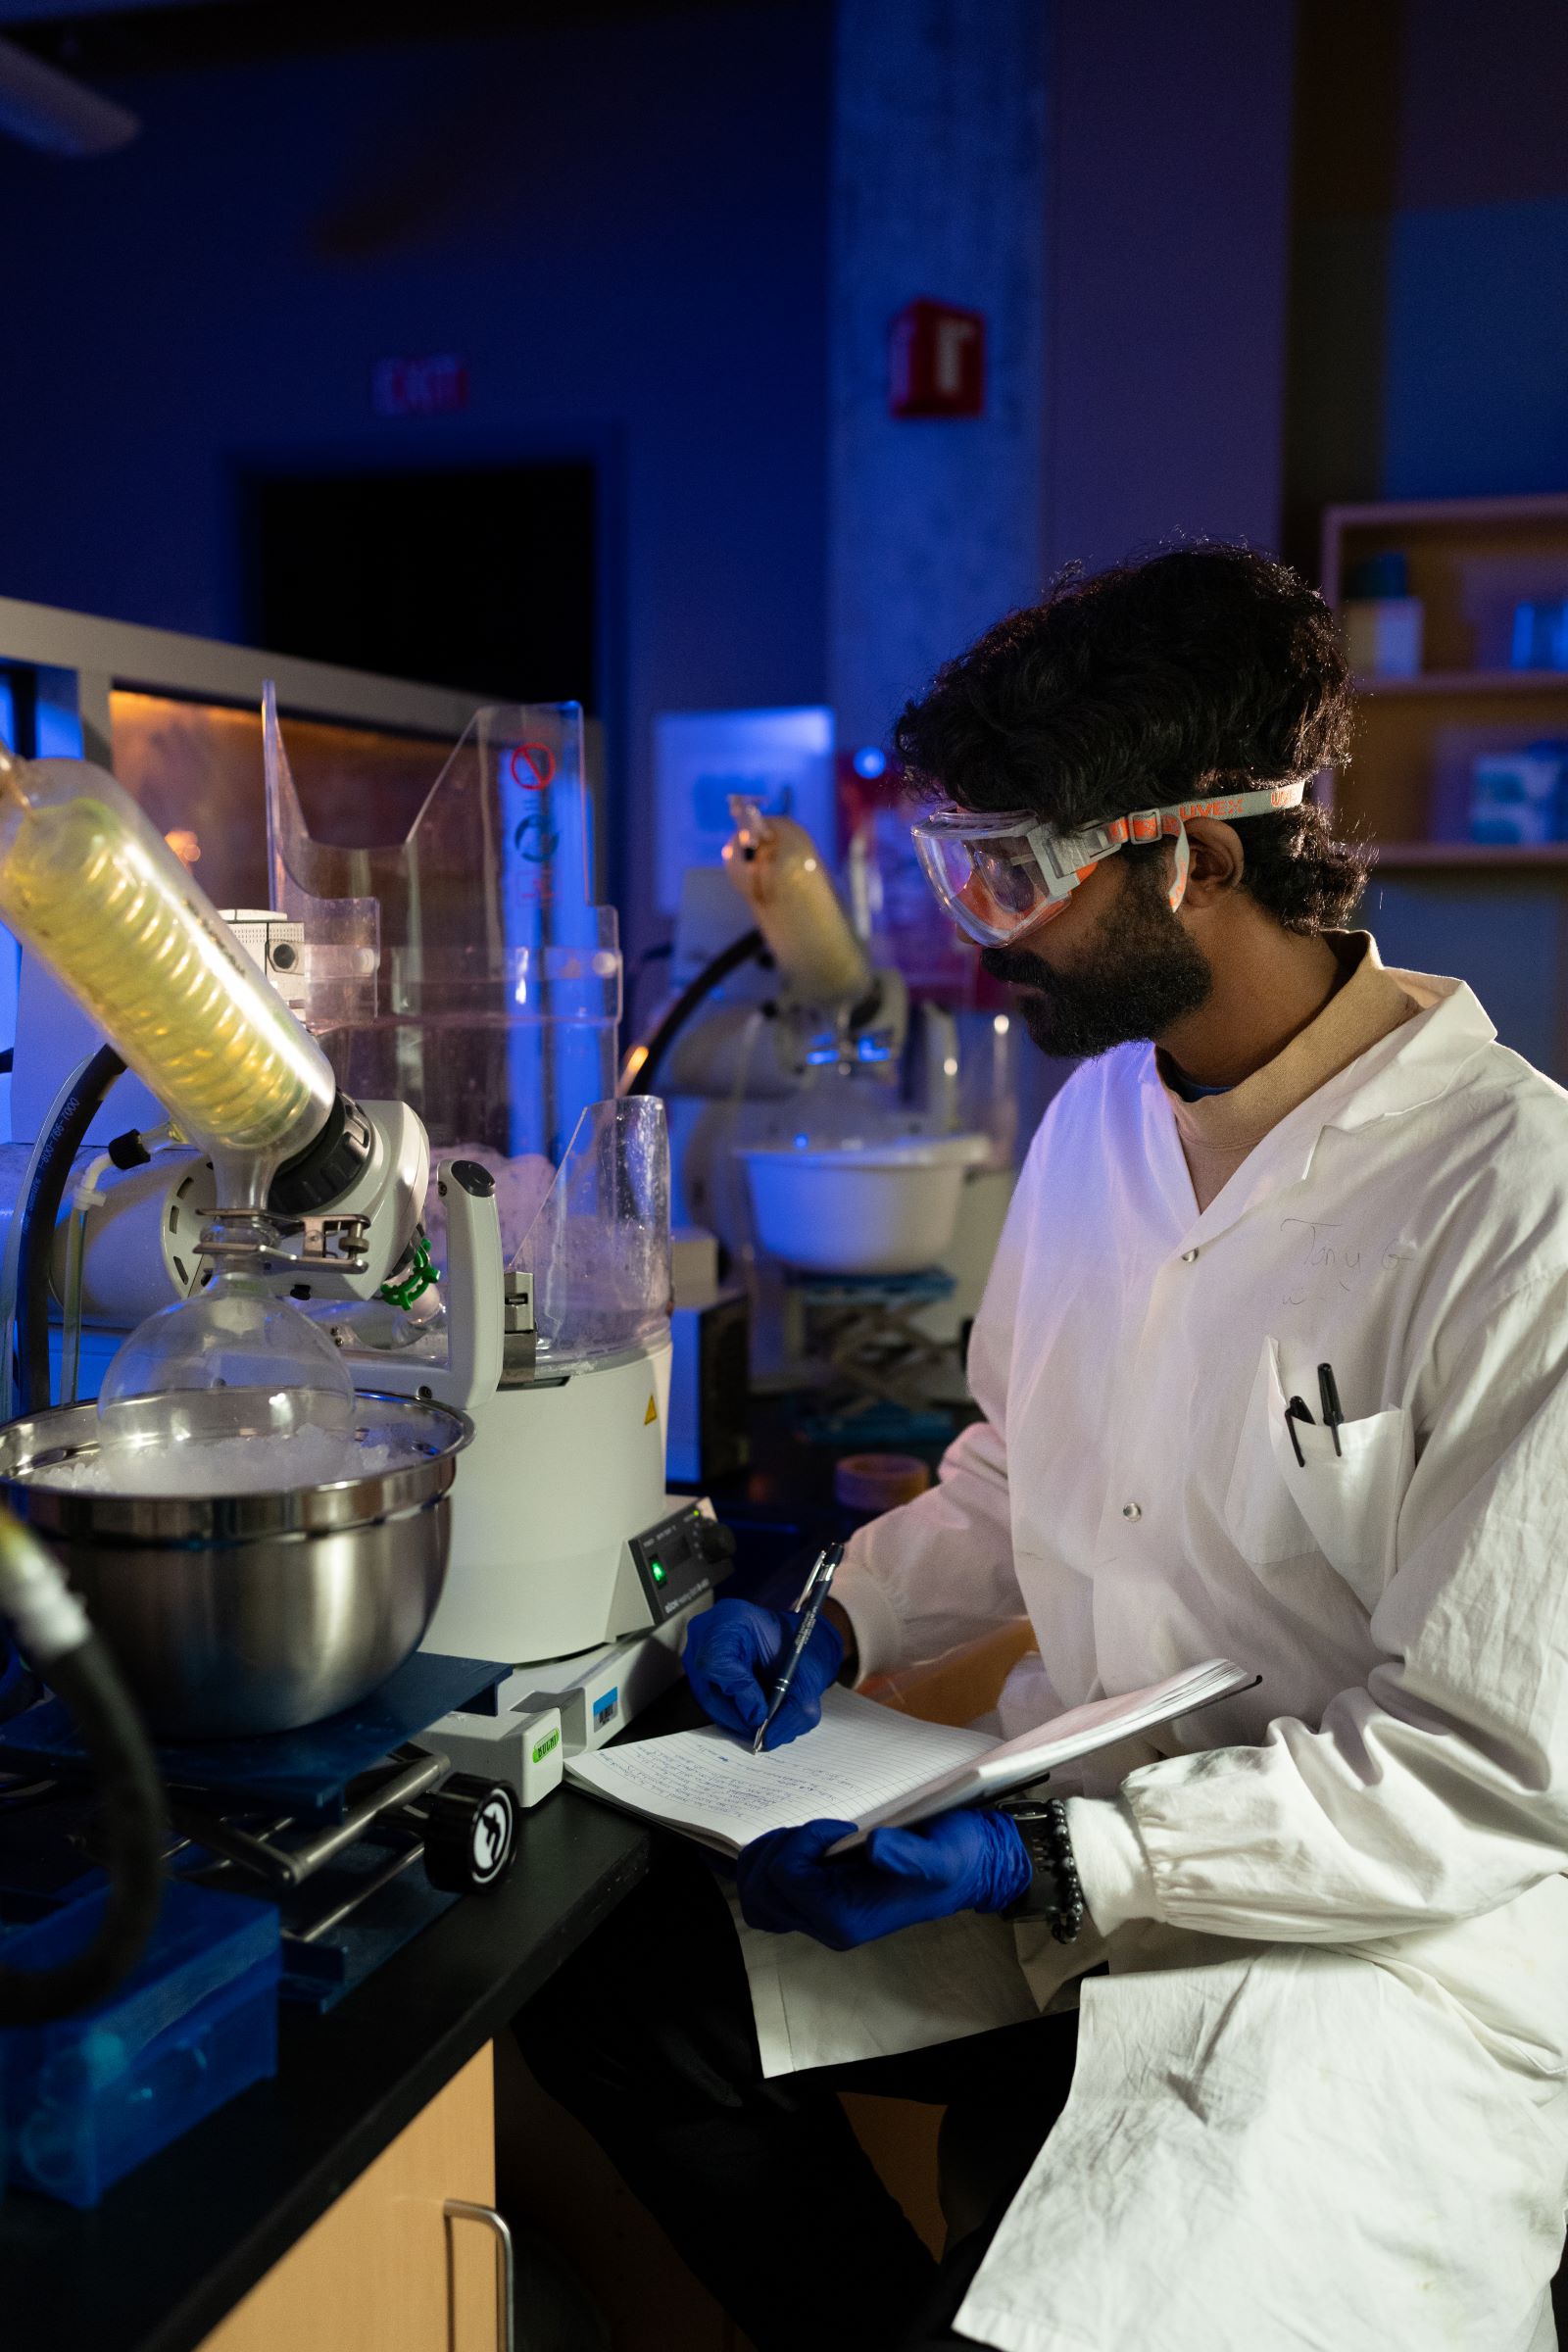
left=0, top=754, right=335, bottom=1188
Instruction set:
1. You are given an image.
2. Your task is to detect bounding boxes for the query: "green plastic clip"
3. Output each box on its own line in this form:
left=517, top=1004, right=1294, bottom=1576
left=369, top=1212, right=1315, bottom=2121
left=378, top=1233, right=438, bottom=1311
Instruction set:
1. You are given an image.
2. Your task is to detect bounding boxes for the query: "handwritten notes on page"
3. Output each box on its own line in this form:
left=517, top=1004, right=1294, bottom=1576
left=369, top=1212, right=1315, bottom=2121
left=565, top=1687, right=996, bottom=1856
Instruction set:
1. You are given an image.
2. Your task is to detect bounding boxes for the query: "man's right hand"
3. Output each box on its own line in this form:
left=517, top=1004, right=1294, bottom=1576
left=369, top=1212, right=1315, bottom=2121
left=682, top=1598, right=846, bottom=1749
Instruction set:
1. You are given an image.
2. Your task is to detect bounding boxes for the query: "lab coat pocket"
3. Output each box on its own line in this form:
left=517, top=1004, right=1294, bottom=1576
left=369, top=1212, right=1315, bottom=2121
left=1223, top=1338, right=1315, bottom=1564
left=1267, top=1387, right=1413, bottom=1615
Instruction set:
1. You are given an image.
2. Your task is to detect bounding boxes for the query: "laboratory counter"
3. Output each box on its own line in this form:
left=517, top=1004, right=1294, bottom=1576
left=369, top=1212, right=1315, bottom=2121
left=0, top=1788, right=653, bottom=2352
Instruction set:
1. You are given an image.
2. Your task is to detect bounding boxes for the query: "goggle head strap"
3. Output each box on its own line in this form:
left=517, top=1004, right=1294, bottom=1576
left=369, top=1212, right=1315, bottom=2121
left=1025, top=777, right=1310, bottom=915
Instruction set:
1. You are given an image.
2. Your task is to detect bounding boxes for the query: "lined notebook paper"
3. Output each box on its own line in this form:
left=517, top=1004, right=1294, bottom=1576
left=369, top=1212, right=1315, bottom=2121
left=825, top=1656, right=1256, bottom=1850
left=564, top=1690, right=993, bottom=1857
left=565, top=1660, right=1254, bottom=1858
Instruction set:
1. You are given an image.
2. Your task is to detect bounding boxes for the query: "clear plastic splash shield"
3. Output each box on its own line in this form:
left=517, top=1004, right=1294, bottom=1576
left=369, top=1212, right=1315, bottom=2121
left=521, top=1095, right=670, bottom=1369
left=266, top=692, right=668, bottom=1366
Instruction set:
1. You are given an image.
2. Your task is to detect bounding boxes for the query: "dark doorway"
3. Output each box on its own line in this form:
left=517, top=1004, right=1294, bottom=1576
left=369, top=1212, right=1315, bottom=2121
left=242, top=461, right=597, bottom=708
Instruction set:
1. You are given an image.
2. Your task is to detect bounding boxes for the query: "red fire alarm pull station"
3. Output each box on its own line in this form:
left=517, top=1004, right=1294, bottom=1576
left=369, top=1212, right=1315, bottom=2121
left=889, top=298, right=986, bottom=418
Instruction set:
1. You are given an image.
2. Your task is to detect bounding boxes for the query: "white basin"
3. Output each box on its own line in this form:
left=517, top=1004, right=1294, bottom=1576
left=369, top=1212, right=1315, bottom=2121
left=739, top=1131, right=989, bottom=1276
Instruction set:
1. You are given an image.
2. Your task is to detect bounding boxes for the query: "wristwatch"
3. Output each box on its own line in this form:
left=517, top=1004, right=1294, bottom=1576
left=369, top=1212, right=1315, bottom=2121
left=999, top=1794, right=1086, bottom=1944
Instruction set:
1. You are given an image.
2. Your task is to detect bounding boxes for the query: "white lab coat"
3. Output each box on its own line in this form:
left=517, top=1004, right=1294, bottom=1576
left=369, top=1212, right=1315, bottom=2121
left=735, top=962, right=1568, bottom=2350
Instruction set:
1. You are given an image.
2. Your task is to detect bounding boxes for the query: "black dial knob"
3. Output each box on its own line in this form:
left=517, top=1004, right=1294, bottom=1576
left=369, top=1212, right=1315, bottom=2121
left=449, top=1158, right=497, bottom=1198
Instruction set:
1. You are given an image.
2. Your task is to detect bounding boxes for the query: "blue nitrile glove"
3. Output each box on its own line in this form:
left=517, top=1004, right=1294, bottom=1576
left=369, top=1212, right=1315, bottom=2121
left=682, top=1598, right=845, bottom=1749
left=735, top=1809, right=1032, bottom=1950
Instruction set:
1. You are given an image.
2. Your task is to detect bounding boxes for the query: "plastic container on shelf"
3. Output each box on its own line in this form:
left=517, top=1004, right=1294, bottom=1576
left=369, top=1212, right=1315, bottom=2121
left=1510, top=599, right=1568, bottom=671
left=1342, top=552, right=1424, bottom=680
left=739, top=1131, right=988, bottom=1276
left=1467, top=741, right=1568, bottom=846
left=0, top=1879, right=280, bottom=2209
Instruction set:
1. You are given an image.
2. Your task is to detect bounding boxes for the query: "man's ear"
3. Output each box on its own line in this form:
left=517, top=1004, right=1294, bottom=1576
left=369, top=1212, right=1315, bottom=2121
left=1180, top=817, right=1245, bottom=909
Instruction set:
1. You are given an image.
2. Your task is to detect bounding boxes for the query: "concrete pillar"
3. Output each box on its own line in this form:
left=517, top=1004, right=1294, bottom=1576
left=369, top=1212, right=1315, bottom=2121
left=827, top=0, right=1050, bottom=751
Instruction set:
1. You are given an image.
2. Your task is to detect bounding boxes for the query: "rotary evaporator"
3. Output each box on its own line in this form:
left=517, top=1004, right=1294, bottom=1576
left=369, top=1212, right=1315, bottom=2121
left=0, top=684, right=730, bottom=2189
left=0, top=734, right=497, bottom=1730
left=640, top=793, right=1001, bottom=1427
left=0, top=699, right=730, bottom=1791
left=0, top=739, right=529, bottom=2063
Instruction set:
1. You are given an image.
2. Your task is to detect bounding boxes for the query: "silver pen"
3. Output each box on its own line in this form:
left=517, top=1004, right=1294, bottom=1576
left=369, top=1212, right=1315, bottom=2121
left=752, top=1541, right=845, bottom=1755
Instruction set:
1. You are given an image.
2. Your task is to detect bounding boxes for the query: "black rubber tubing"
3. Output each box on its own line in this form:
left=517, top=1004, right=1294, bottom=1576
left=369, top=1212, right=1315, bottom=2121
left=621, top=929, right=765, bottom=1098
left=16, top=1044, right=125, bottom=1417
left=0, top=1631, right=166, bottom=2026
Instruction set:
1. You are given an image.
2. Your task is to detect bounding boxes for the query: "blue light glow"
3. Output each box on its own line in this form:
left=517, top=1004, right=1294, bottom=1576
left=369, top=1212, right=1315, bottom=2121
left=853, top=746, right=887, bottom=780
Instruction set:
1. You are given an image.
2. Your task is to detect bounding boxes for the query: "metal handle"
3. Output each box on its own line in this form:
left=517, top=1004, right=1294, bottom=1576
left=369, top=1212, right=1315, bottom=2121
left=445, top=2198, right=516, bottom=2352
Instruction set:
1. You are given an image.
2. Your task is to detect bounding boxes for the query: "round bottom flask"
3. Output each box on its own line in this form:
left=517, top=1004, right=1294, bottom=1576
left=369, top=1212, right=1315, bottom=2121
left=95, top=1219, right=360, bottom=1494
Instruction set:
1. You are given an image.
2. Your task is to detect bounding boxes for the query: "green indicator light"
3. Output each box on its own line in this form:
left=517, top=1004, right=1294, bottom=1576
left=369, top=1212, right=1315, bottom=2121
left=651, top=1559, right=666, bottom=1585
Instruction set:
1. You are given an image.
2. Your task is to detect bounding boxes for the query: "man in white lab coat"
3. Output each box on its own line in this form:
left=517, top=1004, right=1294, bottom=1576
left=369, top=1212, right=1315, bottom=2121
left=519, top=544, right=1568, bottom=2351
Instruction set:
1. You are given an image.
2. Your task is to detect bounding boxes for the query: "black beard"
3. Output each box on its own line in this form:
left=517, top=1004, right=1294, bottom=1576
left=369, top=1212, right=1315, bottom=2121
left=981, top=861, right=1213, bottom=1058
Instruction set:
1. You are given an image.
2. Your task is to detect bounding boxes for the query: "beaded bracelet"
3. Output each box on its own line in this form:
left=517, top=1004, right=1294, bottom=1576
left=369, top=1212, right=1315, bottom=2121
left=1002, top=1794, right=1086, bottom=1943
left=1040, top=1797, right=1086, bottom=1944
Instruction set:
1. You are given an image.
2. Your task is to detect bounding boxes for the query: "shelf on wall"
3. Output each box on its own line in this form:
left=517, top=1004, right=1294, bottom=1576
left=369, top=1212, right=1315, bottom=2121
left=1354, top=669, right=1568, bottom=699
left=1326, top=494, right=1568, bottom=535
left=1325, top=502, right=1568, bottom=857
left=1367, top=841, right=1568, bottom=870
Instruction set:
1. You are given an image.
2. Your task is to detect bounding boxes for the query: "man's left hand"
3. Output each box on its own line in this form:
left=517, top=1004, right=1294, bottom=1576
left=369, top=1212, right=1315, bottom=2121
left=735, top=1809, right=1032, bottom=1950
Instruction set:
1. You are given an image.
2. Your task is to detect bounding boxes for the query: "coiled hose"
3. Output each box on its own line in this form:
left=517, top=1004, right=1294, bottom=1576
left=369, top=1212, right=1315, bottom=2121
left=619, top=930, right=765, bottom=1098
left=14, top=1043, right=125, bottom=1417
left=0, top=1507, right=165, bottom=2025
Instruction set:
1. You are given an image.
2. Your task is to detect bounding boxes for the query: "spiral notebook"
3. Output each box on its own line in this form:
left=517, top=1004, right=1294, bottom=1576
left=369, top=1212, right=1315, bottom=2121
left=564, top=1659, right=1255, bottom=1858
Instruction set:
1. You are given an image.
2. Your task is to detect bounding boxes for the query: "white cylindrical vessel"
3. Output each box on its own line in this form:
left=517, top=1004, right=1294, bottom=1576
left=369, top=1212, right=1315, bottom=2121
left=426, top=1340, right=674, bottom=1664
left=740, top=1133, right=989, bottom=1277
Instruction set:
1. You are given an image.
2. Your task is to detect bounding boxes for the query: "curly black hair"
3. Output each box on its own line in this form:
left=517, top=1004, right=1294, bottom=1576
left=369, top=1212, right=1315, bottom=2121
left=894, top=541, right=1368, bottom=934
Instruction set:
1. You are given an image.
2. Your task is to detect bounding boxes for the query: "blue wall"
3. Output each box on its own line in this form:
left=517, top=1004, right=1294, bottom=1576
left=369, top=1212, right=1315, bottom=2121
left=7, top=0, right=1565, bottom=1057
left=1290, top=0, right=1568, bottom=514
left=1369, top=5, right=1568, bottom=1064
left=1382, top=0, right=1568, bottom=499
left=1282, top=0, right=1568, bottom=1072
left=1383, top=198, right=1568, bottom=500
left=0, top=5, right=833, bottom=959
left=1045, top=0, right=1298, bottom=575
left=1363, top=877, right=1565, bottom=1079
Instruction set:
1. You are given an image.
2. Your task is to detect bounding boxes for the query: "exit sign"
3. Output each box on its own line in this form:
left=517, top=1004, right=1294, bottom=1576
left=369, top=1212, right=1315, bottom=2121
left=889, top=299, right=985, bottom=418
left=371, top=354, right=469, bottom=418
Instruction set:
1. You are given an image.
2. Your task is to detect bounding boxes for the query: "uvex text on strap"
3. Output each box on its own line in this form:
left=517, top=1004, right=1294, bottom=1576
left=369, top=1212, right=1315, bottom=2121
left=910, top=780, right=1311, bottom=949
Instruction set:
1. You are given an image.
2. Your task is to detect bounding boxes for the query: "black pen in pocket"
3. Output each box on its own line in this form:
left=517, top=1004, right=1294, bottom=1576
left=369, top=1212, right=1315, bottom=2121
left=1284, top=1394, right=1315, bottom=1468
left=1317, top=1361, right=1345, bottom=1457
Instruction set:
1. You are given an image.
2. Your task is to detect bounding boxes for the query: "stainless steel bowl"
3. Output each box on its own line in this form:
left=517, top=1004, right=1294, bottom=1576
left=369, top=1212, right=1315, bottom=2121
left=0, top=1395, right=472, bottom=1740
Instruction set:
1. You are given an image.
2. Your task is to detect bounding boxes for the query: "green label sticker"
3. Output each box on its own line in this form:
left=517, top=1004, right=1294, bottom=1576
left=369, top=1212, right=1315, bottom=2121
left=531, top=1728, right=561, bottom=1765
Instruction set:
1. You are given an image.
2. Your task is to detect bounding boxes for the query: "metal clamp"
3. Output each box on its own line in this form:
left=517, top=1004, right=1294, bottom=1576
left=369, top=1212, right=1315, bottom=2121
left=294, top=1212, right=372, bottom=1271
left=445, top=2198, right=515, bottom=2352
left=196, top=1210, right=371, bottom=1276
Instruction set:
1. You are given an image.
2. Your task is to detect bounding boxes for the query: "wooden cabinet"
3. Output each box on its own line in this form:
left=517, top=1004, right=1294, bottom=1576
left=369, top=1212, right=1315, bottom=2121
left=1321, top=495, right=1568, bottom=1082
left=199, top=2047, right=506, bottom=2352
left=1322, top=494, right=1568, bottom=859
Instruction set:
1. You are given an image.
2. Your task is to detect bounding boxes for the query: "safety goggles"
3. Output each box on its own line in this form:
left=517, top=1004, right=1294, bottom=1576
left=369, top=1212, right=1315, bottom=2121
left=909, top=781, right=1310, bottom=949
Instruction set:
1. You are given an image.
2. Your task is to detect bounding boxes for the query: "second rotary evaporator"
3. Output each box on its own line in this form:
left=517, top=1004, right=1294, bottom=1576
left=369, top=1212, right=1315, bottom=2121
left=0, top=696, right=733, bottom=1788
